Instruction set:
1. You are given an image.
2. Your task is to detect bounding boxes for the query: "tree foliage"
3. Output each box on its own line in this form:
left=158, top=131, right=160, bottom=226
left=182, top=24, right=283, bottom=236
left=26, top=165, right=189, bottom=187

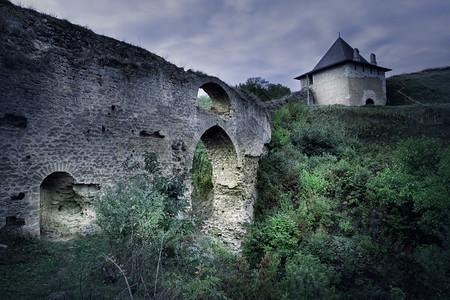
left=237, top=77, right=291, bottom=102
left=197, top=95, right=212, bottom=109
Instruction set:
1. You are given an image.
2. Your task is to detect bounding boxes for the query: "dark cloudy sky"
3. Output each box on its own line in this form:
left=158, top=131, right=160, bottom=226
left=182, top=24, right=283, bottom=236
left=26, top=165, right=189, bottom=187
left=11, top=0, right=450, bottom=90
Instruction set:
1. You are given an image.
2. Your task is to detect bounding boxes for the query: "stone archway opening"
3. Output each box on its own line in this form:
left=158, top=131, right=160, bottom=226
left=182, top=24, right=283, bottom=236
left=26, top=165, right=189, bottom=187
left=191, top=126, right=243, bottom=248
left=197, top=82, right=232, bottom=116
left=196, top=88, right=212, bottom=110
left=191, top=140, right=214, bottom=220
left=366, top=98, right=374, bottom=105
left=40, top=172, right=99, bottom=239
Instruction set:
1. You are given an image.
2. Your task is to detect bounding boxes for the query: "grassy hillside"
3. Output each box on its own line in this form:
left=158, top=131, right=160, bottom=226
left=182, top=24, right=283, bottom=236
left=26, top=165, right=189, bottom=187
left=387, top=66, right=450, bottom=105
left=309, top=103, right=450, bottom=145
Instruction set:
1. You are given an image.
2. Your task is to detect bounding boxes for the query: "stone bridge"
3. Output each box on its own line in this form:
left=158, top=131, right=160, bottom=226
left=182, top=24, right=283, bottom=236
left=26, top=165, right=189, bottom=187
left=0, top=1, right=275, bottom=249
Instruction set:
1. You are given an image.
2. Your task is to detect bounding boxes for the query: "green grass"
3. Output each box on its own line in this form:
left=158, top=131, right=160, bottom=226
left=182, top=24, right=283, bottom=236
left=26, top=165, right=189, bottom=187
left=308, top=103, right=450, bottom=145
left=0, top=230, right=118, bottom=299
left=386, top=66, right=450, bottom=105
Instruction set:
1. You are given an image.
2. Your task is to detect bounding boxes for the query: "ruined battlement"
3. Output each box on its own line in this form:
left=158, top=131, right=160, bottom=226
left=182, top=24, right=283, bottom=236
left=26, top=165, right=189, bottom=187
left=0, top=1, right=272, bottom=249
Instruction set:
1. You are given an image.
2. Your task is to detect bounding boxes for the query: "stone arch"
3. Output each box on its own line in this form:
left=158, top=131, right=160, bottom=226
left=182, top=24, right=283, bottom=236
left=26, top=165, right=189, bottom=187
left=191, top=125, right=243, bottom=246
left=198, top=82, right=232, bottom=116
left=40, top=172, right=99, bottom=238
left=201, top=125, right=238, bottom=188
left=366, top=98, right=375, bottom=105
left=188, top=119, right=243, bottom=168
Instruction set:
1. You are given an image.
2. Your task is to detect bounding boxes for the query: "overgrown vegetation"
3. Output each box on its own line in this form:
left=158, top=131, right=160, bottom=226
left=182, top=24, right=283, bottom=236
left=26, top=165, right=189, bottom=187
left=2, top=79, right=450, bottom=298
left=245, top=102, right=450, bottom=299
left=191, top=140, right=213, bottom=200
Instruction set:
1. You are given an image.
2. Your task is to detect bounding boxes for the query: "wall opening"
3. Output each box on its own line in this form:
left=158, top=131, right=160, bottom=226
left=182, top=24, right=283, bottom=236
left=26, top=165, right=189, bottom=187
left=40, top=172, right=99, bottom=238
left=197, top=83, right=232, bottom=116
left=0, top=113, right=28, bottom=129
left=366, top=98, right=374, bottom=105
left=11, top=192, right=26, bottom=200
left=191, top=140, right=214, bottom=221
left=5, top=216, right=25, bottom=229
left=191, top=126, right=241, bottom=243
left=197, top=88, right=212, bottom=110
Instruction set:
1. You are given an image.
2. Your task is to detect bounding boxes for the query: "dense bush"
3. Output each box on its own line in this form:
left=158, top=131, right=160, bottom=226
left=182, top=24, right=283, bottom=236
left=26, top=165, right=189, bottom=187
left=94, top=152, right=222, bottom=298
left=246, top=103, right=450, bottom=299
left=280, top=252, right=338, bottom=299
left=243, top=212, right=299, bottom=266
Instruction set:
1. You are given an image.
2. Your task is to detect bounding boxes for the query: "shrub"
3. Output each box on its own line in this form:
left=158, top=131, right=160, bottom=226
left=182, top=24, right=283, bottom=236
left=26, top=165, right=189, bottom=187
left=95, top=174, right=165, bottom=242
left=367, top=139, right=450, bottom=244
left=297, top=169, right=327, bottom=199
left=294, top=195, right=335, bottom=234
left=255, top=151, right=301, bottom=215
left=413, top=245, right=450, bottom=298
left=280, top=252, right=338, bottom=299
left=291, top=122, right=354, bottom=157
left=94, top=152, right=193, bottom=297
left=181, top=266, right=227, bottom=300
left=95, top=152, right=188, bottom=243
left=394, top=138, right=441, bottom=175
left=269, top=104, right=310, bottom=151
left=197, top=95, right=212, bottom=109
left=243, top=212, right=299, bottom=265
left=269, top=126, right=290, bottom=151
left=252, top=251, right=282, bottom=300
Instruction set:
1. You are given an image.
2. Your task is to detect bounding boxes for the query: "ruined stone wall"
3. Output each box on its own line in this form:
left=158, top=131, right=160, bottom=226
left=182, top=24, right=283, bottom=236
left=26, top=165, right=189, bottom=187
left=310, top=63, right=387, bottom=106
left=0, top=1, right=271, bottom=249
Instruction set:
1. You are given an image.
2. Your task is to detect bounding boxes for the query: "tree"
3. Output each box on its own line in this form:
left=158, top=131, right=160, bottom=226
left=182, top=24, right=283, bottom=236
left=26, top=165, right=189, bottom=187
left=237, top=77, right=291, bottom=102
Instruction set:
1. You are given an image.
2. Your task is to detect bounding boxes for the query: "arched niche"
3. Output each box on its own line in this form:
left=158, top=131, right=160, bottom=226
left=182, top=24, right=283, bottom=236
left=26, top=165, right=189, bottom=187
left=40, top=172, right=99, bottom=238
left=197, top=82, right=232, bottom=116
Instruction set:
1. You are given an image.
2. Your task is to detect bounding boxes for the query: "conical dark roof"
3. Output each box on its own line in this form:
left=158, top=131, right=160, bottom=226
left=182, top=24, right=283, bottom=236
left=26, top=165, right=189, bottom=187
left=312, top=37, right=368, bottom=71
left=294, top=37, right=390, bottom=80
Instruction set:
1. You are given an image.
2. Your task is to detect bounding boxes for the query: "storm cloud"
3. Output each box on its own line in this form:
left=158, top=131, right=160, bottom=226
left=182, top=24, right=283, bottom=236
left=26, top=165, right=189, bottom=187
left=11, top=0, right=450, bottom=90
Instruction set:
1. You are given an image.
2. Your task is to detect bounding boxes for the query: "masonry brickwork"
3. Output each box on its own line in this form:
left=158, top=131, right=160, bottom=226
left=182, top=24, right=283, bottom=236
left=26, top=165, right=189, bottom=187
left=296, top=37, right=390, bottom=106
left=302, top=63, right=387, bottom=106
left=0, top=1, right=275, bottom=249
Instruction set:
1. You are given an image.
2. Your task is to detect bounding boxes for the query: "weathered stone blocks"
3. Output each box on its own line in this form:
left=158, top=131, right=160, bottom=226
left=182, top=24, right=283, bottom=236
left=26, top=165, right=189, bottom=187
left=0, top=1, right=273, bottom=249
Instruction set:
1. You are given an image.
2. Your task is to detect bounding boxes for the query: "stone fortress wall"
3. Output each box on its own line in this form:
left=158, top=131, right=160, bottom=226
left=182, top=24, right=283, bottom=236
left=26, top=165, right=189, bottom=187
left=0, top=1, right=272, bottom=249
left=304, top=62, right=387, bottom=106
